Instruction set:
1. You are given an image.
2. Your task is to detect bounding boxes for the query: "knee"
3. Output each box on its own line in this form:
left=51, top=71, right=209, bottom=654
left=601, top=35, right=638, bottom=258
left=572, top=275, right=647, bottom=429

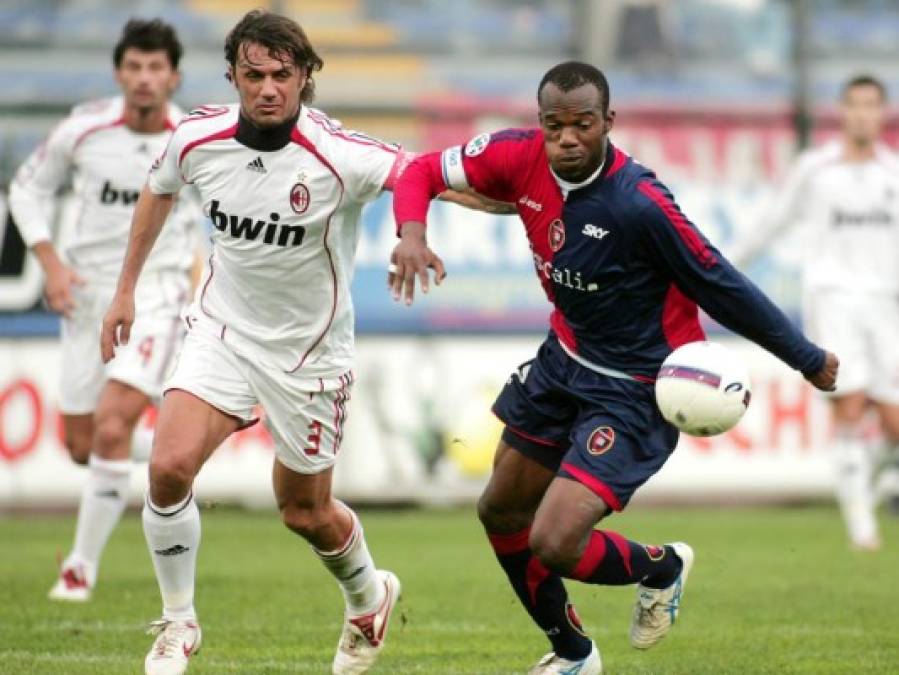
left=93, top=414, right=130, bottom=456
left=148, top=449, right=196, bottom=494
left=529, top=522, right=581, bottom=574
left=280, top=502, right=333, bottom=541
left=63, top=430, right=92, bottom=465
left=477, top=491, right=531, bottom=534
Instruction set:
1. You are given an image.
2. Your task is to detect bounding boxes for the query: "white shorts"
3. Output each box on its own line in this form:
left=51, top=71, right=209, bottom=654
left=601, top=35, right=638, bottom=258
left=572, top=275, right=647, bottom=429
left=59, top=272, right=188, bottom=415
left=165, top=313, right=353, bottom=475
left=804, top=289, right=899, bottom=403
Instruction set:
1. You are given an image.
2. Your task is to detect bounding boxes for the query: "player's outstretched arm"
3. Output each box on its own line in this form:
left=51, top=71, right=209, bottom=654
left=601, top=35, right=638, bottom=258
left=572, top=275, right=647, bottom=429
left=100, top=185, right=174, bottom=362
left=390, top=152, right=452, bottom=305
left=637, top=181, right=837, bottom=390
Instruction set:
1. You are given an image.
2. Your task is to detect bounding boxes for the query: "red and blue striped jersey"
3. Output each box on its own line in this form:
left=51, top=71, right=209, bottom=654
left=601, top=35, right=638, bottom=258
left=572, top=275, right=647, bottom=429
left=394, top=128, right=825, bottom=381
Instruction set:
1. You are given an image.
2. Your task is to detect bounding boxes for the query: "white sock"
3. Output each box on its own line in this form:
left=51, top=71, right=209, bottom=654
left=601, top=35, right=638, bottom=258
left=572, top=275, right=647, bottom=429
left=67, top=456, right=132, bottom=585
left=314, top=505, right=384, bottom=615
left=143, top=492, right=201, bottom=621
left=831, top=428, right=879, bottom=546
left=130, top=425, right=155, bottom=463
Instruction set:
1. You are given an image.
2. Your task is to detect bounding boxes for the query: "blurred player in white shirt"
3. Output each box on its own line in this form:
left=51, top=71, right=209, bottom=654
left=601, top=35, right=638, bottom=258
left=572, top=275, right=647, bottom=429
left=100, top=11, right=495, bottom=675
left=732, top=75, right=899, bottom=550
left=8, top=19, right=197, bottom=600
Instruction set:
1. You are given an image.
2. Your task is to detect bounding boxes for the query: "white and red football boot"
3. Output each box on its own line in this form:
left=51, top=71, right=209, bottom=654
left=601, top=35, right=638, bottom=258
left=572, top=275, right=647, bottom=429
left=332, top=570, right=401, bottom=675
left=144, top=618, right=202, bottom=675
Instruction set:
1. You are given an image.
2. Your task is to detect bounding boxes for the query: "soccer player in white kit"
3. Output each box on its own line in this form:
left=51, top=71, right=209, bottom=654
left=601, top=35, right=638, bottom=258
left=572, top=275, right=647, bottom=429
left=99, top=11, right=481, bottom=675
left=8, top=20, right=197, bottom=601
left=732, top=75, right=899, bottom=550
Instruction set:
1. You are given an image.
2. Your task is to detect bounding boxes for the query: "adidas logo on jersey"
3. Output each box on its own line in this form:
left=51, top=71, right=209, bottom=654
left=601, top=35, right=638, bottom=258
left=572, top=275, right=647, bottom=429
left=246, top=157, right=267, bottom=173
left=209, top=200, right=305, bottom=247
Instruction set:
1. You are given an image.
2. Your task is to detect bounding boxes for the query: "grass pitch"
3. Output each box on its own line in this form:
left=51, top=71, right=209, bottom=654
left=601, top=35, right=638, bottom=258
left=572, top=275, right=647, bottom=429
left=0, top=505, right=897, bottom=674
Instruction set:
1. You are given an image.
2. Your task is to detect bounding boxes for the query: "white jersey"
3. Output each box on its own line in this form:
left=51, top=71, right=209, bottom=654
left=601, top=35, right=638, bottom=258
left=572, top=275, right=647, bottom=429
left=732, top=140, right=899, bottom=293
left=148, top=104, right=399, bottom=378
left=9, top=96, right=197, bottom=288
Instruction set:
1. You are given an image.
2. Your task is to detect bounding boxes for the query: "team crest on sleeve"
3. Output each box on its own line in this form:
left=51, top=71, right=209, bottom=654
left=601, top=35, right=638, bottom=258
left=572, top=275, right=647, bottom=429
left=587, top=426, right=615, bottom=455
left=549, top=218, right=566, bottom=252
left=290, top=182, right=310, bottom=214
left=464, top=132, right=491, bottom=157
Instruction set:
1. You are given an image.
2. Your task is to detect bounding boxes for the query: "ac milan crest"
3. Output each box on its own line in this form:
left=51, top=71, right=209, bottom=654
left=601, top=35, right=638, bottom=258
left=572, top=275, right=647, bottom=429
left=548, top=218, right=565, bottom=252
left=290, top=182, right=310, bottom=214
left=587, top=426, right=615, bottom=455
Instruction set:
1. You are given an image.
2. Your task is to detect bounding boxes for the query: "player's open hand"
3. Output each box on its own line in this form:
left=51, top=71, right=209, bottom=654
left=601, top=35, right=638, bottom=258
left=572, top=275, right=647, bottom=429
left=389, top=221, right=446, bottom=305
left=43, top=262, right=85, bottom=317
left=806, top=350, right=839, bottom=392
left=100, top=292, right=135, bottom=363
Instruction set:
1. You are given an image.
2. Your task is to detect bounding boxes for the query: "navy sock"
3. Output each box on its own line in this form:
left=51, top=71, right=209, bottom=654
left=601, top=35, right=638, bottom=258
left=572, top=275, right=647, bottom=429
left=570, top=530, right=682, bottom=589
left=488, top=528, right=592, bottom=660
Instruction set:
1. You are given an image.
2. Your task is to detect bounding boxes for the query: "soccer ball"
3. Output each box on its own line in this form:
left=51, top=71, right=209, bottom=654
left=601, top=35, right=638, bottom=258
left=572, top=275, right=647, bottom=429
left=655, top=341, right=751, bottom=437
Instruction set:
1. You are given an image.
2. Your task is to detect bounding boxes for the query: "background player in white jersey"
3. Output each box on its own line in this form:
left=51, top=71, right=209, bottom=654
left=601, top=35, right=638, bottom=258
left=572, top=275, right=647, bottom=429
left=8, top=19, right=197, bottom=600
left=732, top=75, right=899, bottom=550
left=99, top=11, right=496, bottom=675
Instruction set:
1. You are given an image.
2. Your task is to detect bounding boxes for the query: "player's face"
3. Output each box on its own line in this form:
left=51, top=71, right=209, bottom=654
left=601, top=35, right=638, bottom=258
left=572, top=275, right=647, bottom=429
left=231, top=42, right=307, bottom=128
left=538, top=83, right=613, bottom=182
left=115, top=49, right=179, bottom=112
left=841, top=84, right=886, bottom=146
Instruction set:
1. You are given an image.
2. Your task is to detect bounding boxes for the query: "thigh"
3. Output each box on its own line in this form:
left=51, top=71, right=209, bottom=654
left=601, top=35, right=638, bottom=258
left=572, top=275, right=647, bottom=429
left=252, top=369, right=353, bottom=476
left=559, top=380, right=678, bottom=513
left=481, top=441, right=557, bottom=514
left=59, top=314, right=105, bottom=415
left=867, top=295, right=899, bottom=405
left=153, top=389, right=242, bottom=475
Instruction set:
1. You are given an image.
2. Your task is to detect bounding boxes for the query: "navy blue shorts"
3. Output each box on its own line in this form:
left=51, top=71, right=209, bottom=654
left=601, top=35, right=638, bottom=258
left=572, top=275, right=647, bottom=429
left=492, top=336, right=679, bottom=511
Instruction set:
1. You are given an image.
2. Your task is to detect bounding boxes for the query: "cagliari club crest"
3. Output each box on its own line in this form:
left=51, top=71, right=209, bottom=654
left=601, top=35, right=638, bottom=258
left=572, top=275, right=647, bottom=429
left=549, top=218, right=565, bottom=252
left=290, top=182, right=310, bottom=214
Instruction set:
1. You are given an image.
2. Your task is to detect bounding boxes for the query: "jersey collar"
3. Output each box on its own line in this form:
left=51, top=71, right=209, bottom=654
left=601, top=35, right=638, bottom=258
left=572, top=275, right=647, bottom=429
left=550, top=141, right=614, bottom=199
left=235, top=107, right=301, bottom=152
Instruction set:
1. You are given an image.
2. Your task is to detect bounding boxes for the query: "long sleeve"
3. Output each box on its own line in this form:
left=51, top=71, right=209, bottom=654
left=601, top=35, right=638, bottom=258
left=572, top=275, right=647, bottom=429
left=637, top=179, right=825, bottom=376
left=8, top=122, right=74, bottom=247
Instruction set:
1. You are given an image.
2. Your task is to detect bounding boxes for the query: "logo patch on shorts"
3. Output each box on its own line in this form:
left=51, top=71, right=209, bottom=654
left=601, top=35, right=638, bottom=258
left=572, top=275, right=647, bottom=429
left=464, top=132, right=491, bottom=157
left=549, top=218, right=566, bottom=252
left=645, top=544, right=665, bottom=561
left=587, top=426, right=615, bottom=455
left=290, top=182, right=310, bottom=214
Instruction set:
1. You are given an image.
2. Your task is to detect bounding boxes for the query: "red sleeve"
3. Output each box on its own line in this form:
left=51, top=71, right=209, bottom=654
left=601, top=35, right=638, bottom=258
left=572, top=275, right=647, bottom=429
left=392, top=152, right=446, bottom=233
left=393, top=129, right=534, bottom=235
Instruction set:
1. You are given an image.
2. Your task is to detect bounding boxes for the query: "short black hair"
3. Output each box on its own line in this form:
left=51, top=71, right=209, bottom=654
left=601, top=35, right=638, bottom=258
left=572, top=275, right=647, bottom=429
left=842, top=74, right=887, bottom=102
left=113, top=19, right=182, bottom=69
left=225, top=10, right=324, bottom=104
left=538, top=61, right=610, bottom=113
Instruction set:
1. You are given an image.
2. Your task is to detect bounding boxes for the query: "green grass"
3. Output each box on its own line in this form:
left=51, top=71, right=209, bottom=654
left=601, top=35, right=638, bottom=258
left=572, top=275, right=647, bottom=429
left=1, top=505, right=897, bottom=674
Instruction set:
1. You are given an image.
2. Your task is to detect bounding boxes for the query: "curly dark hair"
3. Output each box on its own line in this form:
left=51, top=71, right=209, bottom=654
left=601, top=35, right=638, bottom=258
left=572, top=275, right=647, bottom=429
left=225, top=10, right=324, bottom=104
left=538, top=61, right=610, bottom=114
left=113, top=19, right=182, bottom=69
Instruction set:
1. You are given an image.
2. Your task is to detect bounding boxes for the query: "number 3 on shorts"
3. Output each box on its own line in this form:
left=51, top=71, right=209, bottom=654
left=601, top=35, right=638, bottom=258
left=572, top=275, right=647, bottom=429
left=304, top=420, right=322, bottom=456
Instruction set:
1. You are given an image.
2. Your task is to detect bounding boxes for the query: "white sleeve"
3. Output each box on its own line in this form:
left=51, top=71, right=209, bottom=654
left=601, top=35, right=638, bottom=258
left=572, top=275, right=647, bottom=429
left=729, top=153, right=813, bottom=268
left=8, top=121, right=75, bottom=247
left=147, top=125, right=188, bottom=195
left=334, top=130, right=401, bottom=204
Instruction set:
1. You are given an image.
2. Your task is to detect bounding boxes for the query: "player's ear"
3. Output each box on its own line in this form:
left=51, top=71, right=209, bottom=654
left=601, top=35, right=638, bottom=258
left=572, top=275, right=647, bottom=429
left=224, top=67, right=235, bottom=86
left=604, top=109, right=616, bottom=133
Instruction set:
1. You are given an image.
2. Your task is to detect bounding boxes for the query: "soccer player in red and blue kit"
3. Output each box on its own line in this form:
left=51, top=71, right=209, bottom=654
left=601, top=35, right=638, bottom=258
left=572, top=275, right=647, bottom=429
left=391, top=62, right=839, bottom=674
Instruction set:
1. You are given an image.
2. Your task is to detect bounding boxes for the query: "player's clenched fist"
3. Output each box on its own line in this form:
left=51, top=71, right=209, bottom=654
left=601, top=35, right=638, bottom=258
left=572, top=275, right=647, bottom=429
left=100, top=292, right=135, bottom=363
left=389, top=221, right=446, bottom=305
left=805, top=350, right=839, bottom=392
